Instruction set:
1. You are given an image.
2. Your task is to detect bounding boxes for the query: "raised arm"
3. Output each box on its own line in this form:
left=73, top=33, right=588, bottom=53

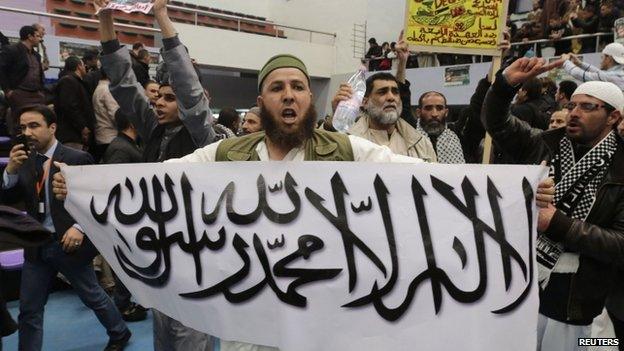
left=394, top=32, right=419, bottom=129
left=395, top=31, right=408, bottom=84
left=95, top=3, right=158, bottom=141
left=481, top=58, right=559, bottom=162
left=561, top=59, right=624, bottom=89
left=152, top=0, right=215, bottom=147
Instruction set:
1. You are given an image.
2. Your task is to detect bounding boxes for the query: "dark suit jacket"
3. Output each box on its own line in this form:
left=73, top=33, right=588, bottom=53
left=101, top=133, right=142, bottom=164
left=131, top=53, right=150, bottom=87
left=0, top=42, right=44, bottom=93
left=0, top=142, right=96, bottom=264
left=54, top=73, right=95, bottom=144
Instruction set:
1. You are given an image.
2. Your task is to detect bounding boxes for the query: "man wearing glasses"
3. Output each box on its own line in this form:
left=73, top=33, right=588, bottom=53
left=559, top=42, right=624, bottom=91
left=482, top=56, right=624, bottom=351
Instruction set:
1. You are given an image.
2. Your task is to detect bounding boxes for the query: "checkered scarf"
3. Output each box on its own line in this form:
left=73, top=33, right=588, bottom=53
left=417, top=124, right=465, bottom=164
left=537, top=131, right=618, bottom=288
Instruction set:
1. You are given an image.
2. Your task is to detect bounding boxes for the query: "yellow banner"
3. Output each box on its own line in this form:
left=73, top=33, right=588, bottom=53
left=404, top=0, right=507, bottom=55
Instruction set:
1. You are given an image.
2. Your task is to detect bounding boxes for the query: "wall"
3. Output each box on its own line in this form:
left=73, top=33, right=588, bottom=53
left=175, top=22, right=336, bottom=78
left=198, top=69, right=329, bottom=116
left=515, top=0, right=533, bottom=13
left=365, top=0, right=406, bottom=47
left=0, top=1, right=51, bottom=33
left=267, top=0, right=367, bottom=75
left=399, top=63, right=491, bottom=105
left=181, top=0, right=271, bottom=19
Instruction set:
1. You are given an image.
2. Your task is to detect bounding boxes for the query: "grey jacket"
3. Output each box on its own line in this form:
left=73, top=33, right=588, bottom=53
left=100, top=37, right=215, bottom=149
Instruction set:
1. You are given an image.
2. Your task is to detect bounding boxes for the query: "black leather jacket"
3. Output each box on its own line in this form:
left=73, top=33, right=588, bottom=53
left=482, top=70, right=624, bottom=322
left=0, top=42, right=44, bottom=93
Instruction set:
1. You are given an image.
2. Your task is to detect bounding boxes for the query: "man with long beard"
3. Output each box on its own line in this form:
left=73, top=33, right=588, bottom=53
left=170, top=55, right=422, bottom=164
left=332, top=33, right=436, bottom=162
left=346, top=73, right=437, bottom=162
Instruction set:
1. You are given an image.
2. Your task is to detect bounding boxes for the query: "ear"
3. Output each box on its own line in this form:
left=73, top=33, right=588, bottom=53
left=257, top=96, right=264, bottom=109
left=416, top=108, right=421, bottom=118
left=362, top=96, right=368, bottom=106
left=49, top=122, right=57, bottom=134
left=608, top=110, right=622, bottom=126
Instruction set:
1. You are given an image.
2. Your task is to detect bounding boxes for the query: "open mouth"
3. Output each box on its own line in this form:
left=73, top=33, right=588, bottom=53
left=281, top=108, right=297, bottom=123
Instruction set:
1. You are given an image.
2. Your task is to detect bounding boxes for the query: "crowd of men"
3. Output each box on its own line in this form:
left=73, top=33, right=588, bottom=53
left=368, top=0, right=624, bottom=69
left=514, top=0, right=622, bottom=54
left=0, top=0, right=623, bottom=350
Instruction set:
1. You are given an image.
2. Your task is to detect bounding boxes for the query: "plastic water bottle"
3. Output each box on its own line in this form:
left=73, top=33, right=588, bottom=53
left=333, top=69, right=367, bottom=133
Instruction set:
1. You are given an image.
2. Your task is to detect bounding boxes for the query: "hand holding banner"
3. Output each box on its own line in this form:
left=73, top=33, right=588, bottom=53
left=96, top=0, right=154, bottom=14
left=404, top=0, right=509, bottom=56
left=63, top=162, right=545, bottom=351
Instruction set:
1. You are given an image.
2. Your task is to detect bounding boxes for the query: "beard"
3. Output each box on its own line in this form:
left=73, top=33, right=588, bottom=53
left=260, top=104, right=317, bottom=149
left=367, top=101, right=400, bottom=125
left=421, top=119, right=446, bottom=137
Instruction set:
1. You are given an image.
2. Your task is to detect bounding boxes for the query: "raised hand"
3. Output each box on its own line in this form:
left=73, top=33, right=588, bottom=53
left=331, top=83, right=353, bottom=113
left=502, top=57, right=562, bottom=86
left=396, top=30, right=409, bottom=62
left=151, top=0, right=176, bottom=39
left=497, top=29, right=511, bottom=53
left=152, top=0, right=169, bottom=13
left=6, top=144, right=29, bottom=175
left=94, top=0, right=111, bottom=13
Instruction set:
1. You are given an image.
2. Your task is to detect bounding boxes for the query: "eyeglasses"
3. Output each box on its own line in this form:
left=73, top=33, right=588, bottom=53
left=563, top=102, right=607, bottom=112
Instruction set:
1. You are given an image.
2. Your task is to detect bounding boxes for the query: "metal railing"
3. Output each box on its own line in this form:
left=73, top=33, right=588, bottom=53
left=0, top=5, right=159, bottom=33
left=361, top=31, right=615, bottom=71
left=166, top=4, right=336, bottom=43
left=510, top=32, right=614, bottom=53
left=0, top=4, right=336, bottom=44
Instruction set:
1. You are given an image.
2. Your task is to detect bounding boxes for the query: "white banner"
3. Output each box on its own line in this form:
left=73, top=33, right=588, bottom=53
left=63, top=162, right=546, bottom=351
left=98, top=0, right=153, bottom=14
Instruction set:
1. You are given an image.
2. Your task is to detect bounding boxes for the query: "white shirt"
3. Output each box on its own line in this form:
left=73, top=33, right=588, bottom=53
left=167, top=135, right=422, bottom=163
left=3, top=140, right=58, bottom=232
left=2, top=140, right=83, bottom=234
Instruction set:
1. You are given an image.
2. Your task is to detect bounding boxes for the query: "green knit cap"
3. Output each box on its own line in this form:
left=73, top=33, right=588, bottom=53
left=257, top=54, right=309, bottom=92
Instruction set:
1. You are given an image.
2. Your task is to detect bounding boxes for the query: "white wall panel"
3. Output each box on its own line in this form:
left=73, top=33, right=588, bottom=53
left=176, top=22, right=336, bottom=78
left=267, top=0, right=367, bottom=75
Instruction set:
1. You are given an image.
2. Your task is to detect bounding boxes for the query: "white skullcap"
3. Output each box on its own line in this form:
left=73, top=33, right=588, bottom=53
left=602, top=43, right=624, bottom=65
left=572, top=81, right=624, bottom=113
